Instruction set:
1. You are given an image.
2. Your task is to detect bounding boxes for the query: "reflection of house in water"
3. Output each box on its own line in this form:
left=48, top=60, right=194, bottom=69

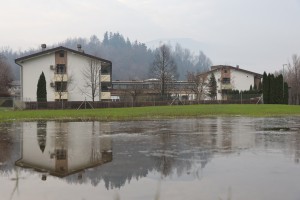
left=15, top=121, right=112, bottom=178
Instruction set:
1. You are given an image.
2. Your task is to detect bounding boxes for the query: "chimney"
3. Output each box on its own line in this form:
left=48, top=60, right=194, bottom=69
left=41, top=44, right=46, bottom=51
left=77, top=44, right=82, bottom=52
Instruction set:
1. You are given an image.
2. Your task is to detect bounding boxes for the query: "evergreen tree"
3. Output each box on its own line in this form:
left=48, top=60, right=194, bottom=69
left=102, top=32, right=109, bottom=46
left=250, top=84, right=253, bottom=91
left=258, top=81, right=262, bottom=92
left=37, top=72, right=47, bottom=102
left=269, top=74, right=275, bottom=104
left=208, top=73, right=217, bottom=100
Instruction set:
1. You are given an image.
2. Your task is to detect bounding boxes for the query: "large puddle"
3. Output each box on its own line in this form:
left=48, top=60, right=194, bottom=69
left=1, top=117, right=300, bottom=200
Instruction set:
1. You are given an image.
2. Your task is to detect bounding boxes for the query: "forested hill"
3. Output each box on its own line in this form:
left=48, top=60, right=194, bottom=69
left=2, top=32, right=212, bottom=81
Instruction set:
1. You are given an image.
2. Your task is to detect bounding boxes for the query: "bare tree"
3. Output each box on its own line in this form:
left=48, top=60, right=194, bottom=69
left=286, top=54, right=300, bottom=104
left=0, top=55, right=12, bottom=96
left=187, top=71, right=208, bottom=102
left=124, top=81, right=144, bottom=106
left=81, top=59, right=102, bottom=102
left=150, top=44, right=178, bottom=100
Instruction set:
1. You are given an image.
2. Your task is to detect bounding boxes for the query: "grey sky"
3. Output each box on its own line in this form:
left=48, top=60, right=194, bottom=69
left=1, top=0, right=300, bottom=73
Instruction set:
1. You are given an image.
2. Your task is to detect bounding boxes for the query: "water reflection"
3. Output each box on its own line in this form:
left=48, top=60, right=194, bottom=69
left=15, top=121, right=112, bottom=179
left=1, top=118, right=300, bottom=200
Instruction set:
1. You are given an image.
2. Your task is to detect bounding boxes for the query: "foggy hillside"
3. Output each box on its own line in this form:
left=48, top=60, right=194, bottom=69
left=1, top=32, right=212, bottom=81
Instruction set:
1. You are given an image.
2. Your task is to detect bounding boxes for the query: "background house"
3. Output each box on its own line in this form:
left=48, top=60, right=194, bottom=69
left=199, top=65, right=262, bottom=100
left=15, top=45, right=112, bottom=102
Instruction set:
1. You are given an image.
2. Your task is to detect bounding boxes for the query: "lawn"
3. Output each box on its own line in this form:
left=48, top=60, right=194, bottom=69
left=0, top=104, right=300, bottom=122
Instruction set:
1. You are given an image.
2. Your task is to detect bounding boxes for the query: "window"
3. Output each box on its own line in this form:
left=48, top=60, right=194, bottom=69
left=224, top=70, right=227, bottom=73
left=222, top=78, right=230, bottom=84
left=55, top=82, right=67, bottom=92
left=59, top=51, right=65, bottom=57
left=56, top=64, right=66, bottom=74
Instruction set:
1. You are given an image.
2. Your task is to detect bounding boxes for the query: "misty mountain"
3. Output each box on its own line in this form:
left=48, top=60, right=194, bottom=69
left=146, top=38, right=210, bottom=53
left=1, top=32, right=212, bottom=81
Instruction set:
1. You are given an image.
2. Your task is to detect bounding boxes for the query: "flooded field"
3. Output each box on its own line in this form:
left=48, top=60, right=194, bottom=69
left=1, top=117, right=300, bottom=200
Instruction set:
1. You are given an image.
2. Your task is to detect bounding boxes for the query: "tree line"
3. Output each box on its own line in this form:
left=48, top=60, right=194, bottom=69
left=1, top=32, right=212, bottom=82
left=285, top=55, right=300, bottom=105
left=263, top=72, right=288, bottom=104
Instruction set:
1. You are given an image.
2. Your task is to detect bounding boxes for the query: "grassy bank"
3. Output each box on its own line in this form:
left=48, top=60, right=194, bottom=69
left=1, top=104, right=300, bottom=122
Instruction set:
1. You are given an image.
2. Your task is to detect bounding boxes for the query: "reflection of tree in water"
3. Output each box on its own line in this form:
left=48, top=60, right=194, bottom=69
left=0, top=123, right=23, bottom=200
left=220, top=119, right=233, bottom=152
left=0, top=122, right=21, bottom=175
left=59, top=120, right=219, bottom=189
left=9, top=119, right=300, bottom=190
left=0, top=123, right=13, bottom=164
left=294, top=131, right=300, bottom=164
left=37, top=121, right=47, bottom=153
left=63, top=121, right=217, bottom=189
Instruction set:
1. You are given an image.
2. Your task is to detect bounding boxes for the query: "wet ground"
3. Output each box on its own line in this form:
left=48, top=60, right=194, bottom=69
left=1, top=117, right=300, bottom=200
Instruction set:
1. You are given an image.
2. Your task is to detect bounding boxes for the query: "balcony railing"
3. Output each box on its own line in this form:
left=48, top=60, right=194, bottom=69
left=54, top=92, right=68, bottom=100
left=54, top=74, right=68, bottom=82
left=100, top=92, right=111, bottom=100
left=101, top=75, right=110, bottom=82
left=221, top=84, right=233, bottom=90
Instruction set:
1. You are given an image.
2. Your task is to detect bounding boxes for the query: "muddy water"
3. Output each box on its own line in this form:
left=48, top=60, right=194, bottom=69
left=1, top=117, right=300, bottom=200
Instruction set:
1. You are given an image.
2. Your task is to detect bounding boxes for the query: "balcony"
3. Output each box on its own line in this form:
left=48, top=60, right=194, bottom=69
left=100, top=92, right=111, bottom=100
left=221, top=84, right=233, bottom=90
left=54, top=74, right=68, bottom=82
left=54, top=92, right=68, bottom=100
left=101, top=74, right=110, bottom=82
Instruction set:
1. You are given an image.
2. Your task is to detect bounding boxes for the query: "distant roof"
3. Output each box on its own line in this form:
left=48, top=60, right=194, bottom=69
left=15, top=46, right=112, bottom=64
left=200, top=65, right=262, bottom=78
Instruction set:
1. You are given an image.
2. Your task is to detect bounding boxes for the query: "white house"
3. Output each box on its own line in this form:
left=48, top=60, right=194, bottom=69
left=15, top=45, right=112, bottom=102
left=199, top=65, right=262, bottom=100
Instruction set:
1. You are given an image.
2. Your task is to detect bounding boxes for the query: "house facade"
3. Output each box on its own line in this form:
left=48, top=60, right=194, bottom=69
left=199, top=65, right=262, bottom=100
left=15, top=46, right=112, bottom=102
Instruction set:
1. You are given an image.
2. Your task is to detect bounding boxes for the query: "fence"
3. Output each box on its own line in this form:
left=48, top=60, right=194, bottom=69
left=1, top=97, right=25, bottom=110
left=23, top=98, right=261, bottom=110
left=0, top=97, right=14, bottom=109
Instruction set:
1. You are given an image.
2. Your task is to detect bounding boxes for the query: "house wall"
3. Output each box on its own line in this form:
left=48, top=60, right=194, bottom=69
left=22, top=53, right=55, bottom=101
left=67, top=52, right=94, bottom=101
left=231, top=69, right=255, bottom=91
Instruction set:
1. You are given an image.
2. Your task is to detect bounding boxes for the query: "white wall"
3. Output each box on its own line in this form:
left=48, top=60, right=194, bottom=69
left=22, top=122, right=56, bottom=170
left=21, top=54, right=55, bottom=101
left=67, top=52, right=101, bottom=101
left=231, top=69, right=255, bottom=91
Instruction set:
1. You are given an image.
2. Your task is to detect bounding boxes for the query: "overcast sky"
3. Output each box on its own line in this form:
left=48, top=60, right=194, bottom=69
left=1, top=0, right=300, bottom=73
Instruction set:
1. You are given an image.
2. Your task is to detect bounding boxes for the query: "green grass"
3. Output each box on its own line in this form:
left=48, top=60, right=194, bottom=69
left=1, top=104, right=300, bottom=122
